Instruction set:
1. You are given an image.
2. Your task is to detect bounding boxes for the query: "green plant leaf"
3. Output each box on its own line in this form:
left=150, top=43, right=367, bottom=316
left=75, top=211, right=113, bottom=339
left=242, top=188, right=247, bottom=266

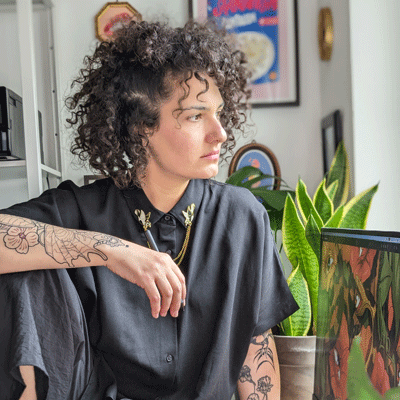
left=326, top=180, right=339, bottom=202
left=280, top=265, right=312, bottom=336
left=347, top=336, right=382, bottom=400
left=282, top=195, right=303, bottom=268
left=326, top=142, right=350, bottom=208
left=384, top=388, right=400, bottom=399
left=296, top=179, right=324, bottom=229
left=325, top=204, right=345, bottom=228
left=313, top=178, right=334, bottom=224
left=305, top=215, right=321, bottom=263
left=250, top=188, right=294, bottom=211
left=282, top=195, right=320, bottom=332
left=340, top=184, right=379, bottom=229
left=225, top=166, right=263, bottom=186
left=242, top=174, right=283, bottom=190
left=268, top=209, right=284, bottom=233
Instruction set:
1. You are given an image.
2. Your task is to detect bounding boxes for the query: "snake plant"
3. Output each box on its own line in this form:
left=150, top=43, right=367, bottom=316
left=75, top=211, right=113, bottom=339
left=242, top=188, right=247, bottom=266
left=279, top=142, right=379, bottom=336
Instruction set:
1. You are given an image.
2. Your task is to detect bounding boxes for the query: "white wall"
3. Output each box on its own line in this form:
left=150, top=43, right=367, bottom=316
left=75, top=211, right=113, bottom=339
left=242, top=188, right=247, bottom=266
left=318, top=0, right=354, bottom=195
left=349, top=1, right=400, bottom=231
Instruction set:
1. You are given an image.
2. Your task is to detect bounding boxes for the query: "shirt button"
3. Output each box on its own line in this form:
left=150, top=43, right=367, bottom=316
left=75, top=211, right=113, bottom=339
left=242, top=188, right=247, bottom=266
left=164, top=215, right=171, bottom=221
left=166, top=354, right=174, bottom=363
left=166, top=249, right=172, bottom=255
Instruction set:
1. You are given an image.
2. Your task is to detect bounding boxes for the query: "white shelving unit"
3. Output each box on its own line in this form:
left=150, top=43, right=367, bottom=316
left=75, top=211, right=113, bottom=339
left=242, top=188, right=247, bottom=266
left=0, top=0, right=62, bottom=200
left=0, top=160, right=26, bottom=168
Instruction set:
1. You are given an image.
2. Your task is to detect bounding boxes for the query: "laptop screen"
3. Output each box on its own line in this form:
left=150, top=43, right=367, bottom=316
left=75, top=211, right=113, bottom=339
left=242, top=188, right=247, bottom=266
left=313, top=228, right=400, bottom=399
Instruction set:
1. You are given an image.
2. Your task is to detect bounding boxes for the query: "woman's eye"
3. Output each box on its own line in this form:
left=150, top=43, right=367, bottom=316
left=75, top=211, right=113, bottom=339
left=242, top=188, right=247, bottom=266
left=188, top=114, right=202, bottom=122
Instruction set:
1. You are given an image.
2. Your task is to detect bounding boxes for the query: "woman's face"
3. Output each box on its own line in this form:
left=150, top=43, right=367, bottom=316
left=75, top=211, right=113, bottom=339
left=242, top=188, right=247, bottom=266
left=145, top=74, right=227, bottom=186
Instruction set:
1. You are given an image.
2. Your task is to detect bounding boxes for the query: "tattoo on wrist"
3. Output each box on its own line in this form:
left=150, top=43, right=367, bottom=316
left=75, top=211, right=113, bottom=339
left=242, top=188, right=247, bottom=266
left=0, top=215, right=125, bottom=267
left=239, top=331, right=275, bottom=399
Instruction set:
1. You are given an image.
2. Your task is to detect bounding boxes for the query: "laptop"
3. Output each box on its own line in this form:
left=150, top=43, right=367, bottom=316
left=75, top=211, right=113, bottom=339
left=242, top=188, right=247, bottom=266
left=313, top=228, right=400, bottom=399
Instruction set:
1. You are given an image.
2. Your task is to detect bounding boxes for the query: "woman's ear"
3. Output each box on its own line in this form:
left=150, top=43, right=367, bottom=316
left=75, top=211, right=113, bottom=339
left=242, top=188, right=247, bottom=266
left=141, top=127, right=154, bottom=152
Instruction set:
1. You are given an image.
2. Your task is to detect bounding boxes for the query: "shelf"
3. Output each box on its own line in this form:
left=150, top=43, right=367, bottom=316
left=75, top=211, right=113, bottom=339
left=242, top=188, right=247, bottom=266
left=0, top=159, right=26, bottom=168
left=40, top=163, right=61, bottom=178
left=1, top=0, right=61, bottom=198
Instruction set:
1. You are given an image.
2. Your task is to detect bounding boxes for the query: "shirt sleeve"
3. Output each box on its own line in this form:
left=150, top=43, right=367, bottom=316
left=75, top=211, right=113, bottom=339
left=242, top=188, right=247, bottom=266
left=0, top=181, right=82, bottom=229
left=252, top=212, right=299, bottom=337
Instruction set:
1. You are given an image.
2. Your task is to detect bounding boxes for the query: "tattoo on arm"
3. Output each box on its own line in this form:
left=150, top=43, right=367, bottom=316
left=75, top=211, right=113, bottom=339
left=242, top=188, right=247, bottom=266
left=239, top=331, right=274, bottom=399
left=0, top=215, right=125, bottom=267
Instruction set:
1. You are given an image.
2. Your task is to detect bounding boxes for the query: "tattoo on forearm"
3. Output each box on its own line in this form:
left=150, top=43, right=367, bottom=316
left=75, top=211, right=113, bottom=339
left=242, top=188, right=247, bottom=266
left=0, top=215, right=125, bottom=267
left=251, top=331, right=275, bottom=371
left=239, top=331, right=275, bottom=399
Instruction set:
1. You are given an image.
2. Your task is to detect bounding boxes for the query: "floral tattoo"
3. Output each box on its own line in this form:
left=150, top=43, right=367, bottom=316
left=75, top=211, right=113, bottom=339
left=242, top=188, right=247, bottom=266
left=0, top=215, right=125, bottom=267
left=239, top=331, right=275, bottom=400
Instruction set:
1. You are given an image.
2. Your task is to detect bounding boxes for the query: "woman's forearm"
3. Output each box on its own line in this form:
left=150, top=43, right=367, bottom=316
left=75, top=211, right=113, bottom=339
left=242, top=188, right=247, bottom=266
left=0, top=213, right=186, bottom=318
left=237, top=330, right=281, bottom=400
left=0, top=213, right=127, bottom=274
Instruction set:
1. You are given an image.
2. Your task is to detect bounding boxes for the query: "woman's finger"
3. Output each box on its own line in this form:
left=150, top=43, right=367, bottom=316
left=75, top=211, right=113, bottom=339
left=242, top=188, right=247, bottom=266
left=143, top=281, right=162, bottom=319
left=154, top=274, right=174, bottom=317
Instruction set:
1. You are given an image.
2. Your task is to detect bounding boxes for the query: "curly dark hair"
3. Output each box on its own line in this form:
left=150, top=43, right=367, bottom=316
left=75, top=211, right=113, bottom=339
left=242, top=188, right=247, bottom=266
left=66, top=20, right=251, bottom=188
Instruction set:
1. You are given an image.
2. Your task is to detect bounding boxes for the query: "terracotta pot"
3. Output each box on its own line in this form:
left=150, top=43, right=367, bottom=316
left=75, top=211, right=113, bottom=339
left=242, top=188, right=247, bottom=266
left=274, top=335, right=316, bottom=400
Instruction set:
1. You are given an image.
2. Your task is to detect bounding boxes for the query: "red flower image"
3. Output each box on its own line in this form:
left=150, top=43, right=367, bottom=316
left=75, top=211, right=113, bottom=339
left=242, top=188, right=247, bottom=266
left=370, top=351, right=390, bottom=396
left=349, top=247, right=376, bottom=283
left=329, top=314, right=350, bottom=400
left=4, top=226, right=39, bottom=254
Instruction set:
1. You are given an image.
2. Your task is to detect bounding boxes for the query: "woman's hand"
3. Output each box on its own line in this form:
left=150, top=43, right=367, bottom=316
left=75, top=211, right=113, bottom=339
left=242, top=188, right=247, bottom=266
left=107, top=240, right=186, bottom=319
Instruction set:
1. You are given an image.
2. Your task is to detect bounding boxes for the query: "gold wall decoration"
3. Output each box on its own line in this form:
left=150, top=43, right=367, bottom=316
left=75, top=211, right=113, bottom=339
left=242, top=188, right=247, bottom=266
left=318, top=7, right=334, bottom=61
left=95, top=2, right=142, bottom=42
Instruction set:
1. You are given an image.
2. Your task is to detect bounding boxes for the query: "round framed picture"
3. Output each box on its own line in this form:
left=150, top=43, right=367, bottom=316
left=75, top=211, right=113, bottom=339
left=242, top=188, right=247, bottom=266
left=95, top=2, right=142, bottom=42
left=228, top=142, right=281, bottom=189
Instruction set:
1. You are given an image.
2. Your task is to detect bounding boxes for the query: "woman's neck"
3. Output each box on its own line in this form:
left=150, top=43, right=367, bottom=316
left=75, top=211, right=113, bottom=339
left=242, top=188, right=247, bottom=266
left=140, top=176, right=190, bottom=213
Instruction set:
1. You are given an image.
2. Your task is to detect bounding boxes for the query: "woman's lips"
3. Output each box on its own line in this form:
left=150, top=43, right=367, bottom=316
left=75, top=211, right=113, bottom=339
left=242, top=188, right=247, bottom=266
left=201, top=150, right=220, bottom=160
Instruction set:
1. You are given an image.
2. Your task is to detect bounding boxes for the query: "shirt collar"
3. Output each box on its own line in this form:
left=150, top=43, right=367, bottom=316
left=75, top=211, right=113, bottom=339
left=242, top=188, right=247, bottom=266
left=123, top=179, right=205, bottom=228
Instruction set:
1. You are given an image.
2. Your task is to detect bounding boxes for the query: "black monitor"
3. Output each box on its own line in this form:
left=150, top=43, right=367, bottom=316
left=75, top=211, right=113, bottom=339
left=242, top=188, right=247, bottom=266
left=0, top=87, right=25, bottom=161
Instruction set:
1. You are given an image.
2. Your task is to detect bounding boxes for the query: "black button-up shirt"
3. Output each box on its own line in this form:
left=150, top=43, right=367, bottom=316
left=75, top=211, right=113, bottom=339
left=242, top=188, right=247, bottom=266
left=2, top=178, right=297, bottom=399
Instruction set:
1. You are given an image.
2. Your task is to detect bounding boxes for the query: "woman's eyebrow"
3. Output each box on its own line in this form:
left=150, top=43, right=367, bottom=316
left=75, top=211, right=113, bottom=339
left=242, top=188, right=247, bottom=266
left=181, top=102, right=224, bottom=112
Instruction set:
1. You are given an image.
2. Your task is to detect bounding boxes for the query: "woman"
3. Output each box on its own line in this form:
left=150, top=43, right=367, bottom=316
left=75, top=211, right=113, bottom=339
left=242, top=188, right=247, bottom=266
left=0, top=20, right=297, bottom=399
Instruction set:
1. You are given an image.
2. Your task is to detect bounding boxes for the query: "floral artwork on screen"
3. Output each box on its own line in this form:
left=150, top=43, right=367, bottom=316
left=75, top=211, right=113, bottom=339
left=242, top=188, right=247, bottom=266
left=314, top=240, right=400, bottom=399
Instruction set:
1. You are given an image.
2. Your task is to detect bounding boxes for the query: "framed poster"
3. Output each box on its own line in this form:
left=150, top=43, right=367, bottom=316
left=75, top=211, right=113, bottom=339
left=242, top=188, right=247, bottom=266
left=189, top=0, right=299, bottom=107
left=228, top=142, right=281, bottom=189
left=321, top=110, right=342, bottom=174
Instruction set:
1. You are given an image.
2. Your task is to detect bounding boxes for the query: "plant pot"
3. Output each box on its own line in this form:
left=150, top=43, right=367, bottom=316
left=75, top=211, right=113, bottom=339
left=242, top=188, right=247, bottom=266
left=274, top=335, right=316, bottom=400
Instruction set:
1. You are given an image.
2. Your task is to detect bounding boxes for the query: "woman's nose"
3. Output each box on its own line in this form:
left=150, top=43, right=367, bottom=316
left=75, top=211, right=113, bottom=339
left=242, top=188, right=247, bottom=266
left=207, top=119, right=227, bottom=143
